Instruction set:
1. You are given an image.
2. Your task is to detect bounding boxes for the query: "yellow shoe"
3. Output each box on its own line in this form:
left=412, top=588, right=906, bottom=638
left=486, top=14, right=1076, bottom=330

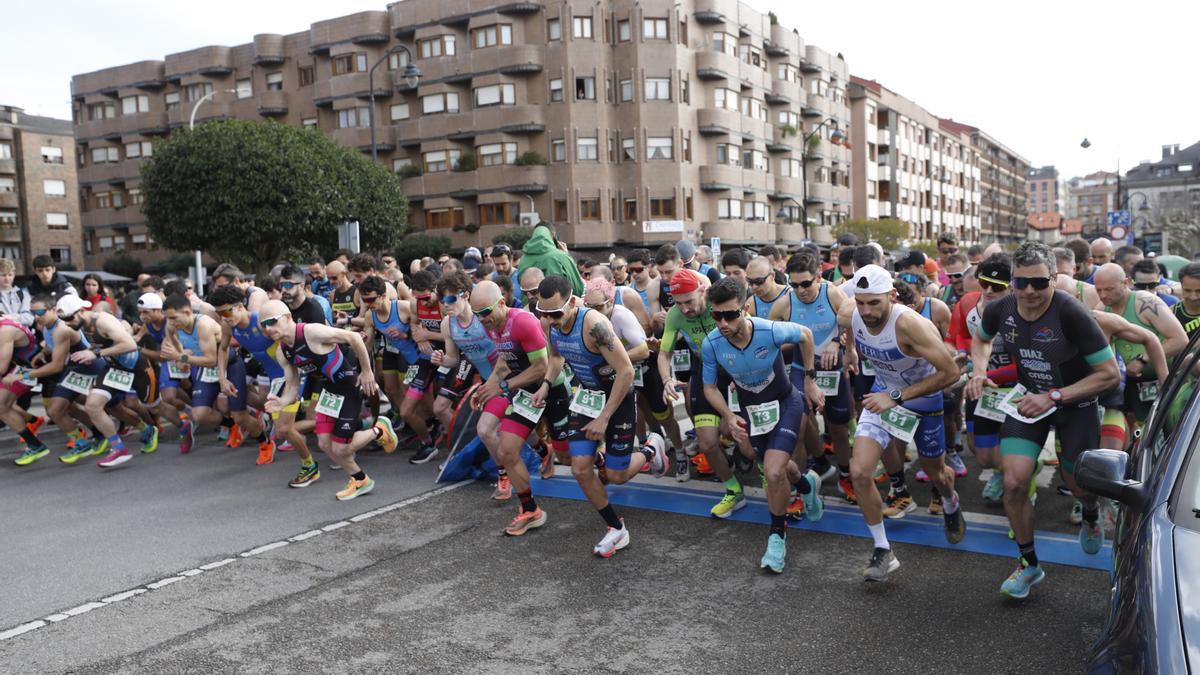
left=335, top=475, right=374, bottom=501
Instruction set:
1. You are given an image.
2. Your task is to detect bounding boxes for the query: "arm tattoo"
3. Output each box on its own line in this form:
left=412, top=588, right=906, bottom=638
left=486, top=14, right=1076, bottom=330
left=1137, top=295, right=1161, bottom=318
left=588, top=319, right=616, bottom=351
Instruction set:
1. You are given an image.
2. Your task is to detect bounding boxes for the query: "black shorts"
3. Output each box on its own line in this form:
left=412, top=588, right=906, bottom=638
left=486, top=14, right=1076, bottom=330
left=405, top=359, right=437, bottom=395
left=380, top=347, right=405, bottom=374
left=738, top=386, right=806, bottom=458
left=502, top=381, right=572, bottom=441
left=315, top=383, right=364, bottom=443
left=1121, top=375, right=1156, bottom=422
left=636, top=355, right=671, bottom=419
left=98, top=356, right=157, bottom=409
left=1000, top=398, right=1099, bottom=473
left=688, top=369, right=721, bottom=428
left=852, top=370, right=877, bottom=403
left=566, top=385, right=638, bottom=470
left=437, top=359, right=477, bottom=402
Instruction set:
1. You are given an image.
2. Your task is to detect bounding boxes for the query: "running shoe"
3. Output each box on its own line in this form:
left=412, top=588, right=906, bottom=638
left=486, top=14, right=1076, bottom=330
left=178, top=420, right=194, bottom=454
left=288, top=463, right=320, bottom=488
left=65, top=429, right=87, bottom=450
left=592, top=522, right=630, bottom=558
left=504, top=507, right=547, bottom=536
left=1079, top=518, right=1105, bottom=554
left=799, top=470, right=823, bottom=522
left=883, top=491, right=916, bottom=519
left=217, top=426, right=230, bottom=443
left=815, top=459, right=838, bottom=484
left=14, top=445, right=49, bottom=466
left=982, top=471, right=1004, bottom=503
left=256, top=439, right=276, bottom=465
left=335, top=475, right=374, bottom=501
left=97, top=447, right=132, bottom=468
left=25, top=415, right=45, bottom=436
left=374, top=416, right=398, bottom=453
left=539, top=445, right=555, bottom=479
left=863, top=547, right=899, bottom=582
left=59, top=440, right=94, bottom=465
left=139, top=425, right=159, bottom=454
left=645, top=432, right=668, bottom=478
left=1000, top=560, right=1046, bottom=599
left=786, top=494, right=805, bottom=517
left=759, top=533, right=786, bottom=574
left=1069, top=499, right=1083, bottom=525
left=410, top=443, right=439, bottom=465
left=914, top=468, right=930, bottom=482
left=275, top=438, right=294, bottom=453
left=710, top=491, right=746, bottom=519
left=692, top=453, right=713, bottom=476
left=928, top=492, right=944, bottom=515
left=227, top=424, right=245, bottom=448
left=492, top=475, right=512, bottom=501
left=90, top=437, right=110, bottom=457
left=947, top=452, right=968, bottom=477
left=674, top=452, right=690, bottom=482
left=944, top=504, right=966, bottom=544
left=837, top=476, right=858, bottom=504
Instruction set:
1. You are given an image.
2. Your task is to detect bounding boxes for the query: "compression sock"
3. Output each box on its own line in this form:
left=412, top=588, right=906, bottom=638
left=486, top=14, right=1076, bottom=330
left=1101, top=408, right=1127, bottom=446
left=1018, top=540, right=1039, bottom=568
left=108, top=434, right=126, bottom=452
left=889, top=470, right=908, bottom=495
left=518, top=489, right=538, bottom=513
left=18, top=429, right=42, bottom=447
left=868, top=522, right=889, bottom=550
left=723, top=477, right=743, bottom=494
left=257, top=431, right=269, bottom=443
left=943, top=492, right=961, bottom=515
left=769, top=513, right=787, bottom=537
left=838, top=464, right=851, bottom=479
left=794, top=475, right=813, bottom=494
left=351, top=470, right=366, bottom=481
left=1081, top=504, right=1100, bottom=524
left=598, top=504, right=622, bottom=530
left=220, top=416, right=234, bottom=429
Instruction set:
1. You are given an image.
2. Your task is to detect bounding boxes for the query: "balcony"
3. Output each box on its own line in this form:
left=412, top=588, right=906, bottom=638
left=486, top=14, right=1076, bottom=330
left=168, top=100, right=231, bottom=127
left=477, top=164, right=548, bottom=194
left=773, top=176, right=804, bottom=198
left=487, top=44, right=544, bottom=76
left=770, top=24, right=803, bottom=56
left=417, top=112, right=472, bottom=139
left=878, top=165, right=893, bottom=182
left=0, top=226, right=21, bottom=244
left=806, top=181, right=832, bottom=204
left=695, top=51, right=738, bottom=81
left=696, top=107, right=740, bottom=135
left=80, top=161, right=142, bottom=187
left=699, top=164, right=742, bottom=191
left=496, top=2, right=542, bottom=15
left=257, top=89, right=288, bottom=117
left=876, top=127, right=892, bottom=147
left=253, top=34, right=286, bottom=65
left=0, top=159, right=15, bottom=175
left=776, top=222, right=806, bottom=244
left=770, top=125, right=801, bottom=152
left=700, top=220, right=776, bottom=244
left=309, top=11, right=390, bottom=52
left=83, top=208, right=141, bottom=230
left=474, top=104, right=546, bottom=135
left=0, top=192, right=18, bottom=209
left=331, top=126, right=376, bottom=152
left=164, top=46, right=233, bottom=79
left=693, top=0, right=728, bottom=23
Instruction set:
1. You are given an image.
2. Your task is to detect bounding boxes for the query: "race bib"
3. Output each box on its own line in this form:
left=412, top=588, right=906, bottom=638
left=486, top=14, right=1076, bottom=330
left=1137, top=381, right=1158, bottom=403
left=632, top=364, right=645, bottom=388
left=403, top=364, right=420, bottom=385
left=671, top=349, right=691, bottom=373
left=879, top=406, right=919, bottom=444
left=61, top=371, right=95, bottom=395
left=314, top=390, right=346, bottom=417
left=510, top=389, right=544, bottom=423
left=269, top=377, right=285, bottom=398
left=199, top=367, right=220, bottom=383
left=860, top=359, right=876, bottom=377
left=997, top=384, right=1055, bottom=424
left=815, top=371, right=840, bottom=396
left=568, top=387, right=607, bottom=419
left=728, top=388, right=740, bottom=413
left=974, top=387, right=1011, bottom=423
left=384, top=343, right=400, bottom=354
left=168, top=362, right=191, bottom=380
left=102, top=368, right=134, bottom=392
left=746, top=400, right=780, bottom=436
left=456, top=359, right=472, bottom=380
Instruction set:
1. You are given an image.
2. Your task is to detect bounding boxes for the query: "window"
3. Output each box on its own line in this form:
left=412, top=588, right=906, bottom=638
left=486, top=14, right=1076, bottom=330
left=472, top=24, right=513, bottom=48
left=184, top=83, right=213, bottom=102
left=88, top=102, right=116, bottom=120
left=0, top=211, right=15, bottom=227
left=0, top=143, right=9, bottom=159
left=649, top=197, right=675, bottom=218
left=387, top=51, right=410, bottom=71
left=0, top=177, right=12, bottom=192
left=718, top=198, right=742, bottom=219
left=620, top=137, right=636, bottom=161
left=235, top=78, right=252, bottom=99
left=266, top=72, right=284, bottom=91
left=742, top=149, right=766, bottom=171
left=129, top=188, right=143, bottom=205
left=711, top=31, right=738, bottom=56
left=336, top=107, right=370, bottom=129
left=618, top=19, right=631, bottom=42
left=680, top=77, right=689, bottom=104
left=580, top=198, right=600, bottom=220
left=745, top=201, right=768, bottom=221
left=547, top=18, right=561, bottom=40
left=474, top=84, right=516, bottom=107
left=477, top=143, right=517, bottom=166
left=713, top=88, right=738, bottom=110
left=780, top=159, right=801, bottom=177
left=577, top=137, right=598, bottom=161
left=647, top=137, right=673, bottom=160
left=777, top=64, right=799, bottom=83
left=479, top=202, right=517, bottom=225
left=575, top=77, right=595, bottom=100
left=393, top=157, right=413, bottom=172
left=120, top=95, right=149, bottom=115
left=95, top=191, right=111, bottom=209
left=554, top=199, right=568, bottom=221
left=552, top=139, right=565, bottom=161
left=683, top=135, right=691, bottom=162
left=40, top=146, right=63, bottom=164
left=46, top=213, right=69, bottom=230
left=299, top=66, right=315, bottom=87
left=111, top=190, right=124, bottom=209
left=423, top=149, right=460, bottom=173
left=573, top=16, right=593, bottom=38
left=549, top=78, right=563, bottom=102
left=165, top=92, right=180, bottom=110
left=98, top=237, right=114, bottom=252
left=124, top=141, right=152, bottom=158
left=716, top=143, right=741, bottom=166
left=332, top=53, right=366, bottom=75
left=618, top=79, right=633, bottom=102
left=48, top=246, right=70, bottom=264
left=425, top=207, right=465, bottom=229
left=778, top=111, right=799, bottom=128
left=741, top=97, right=767, bottom=121
left=643, top=18, right=668, bottom=40
left=419, top=35, right=456, bottom=58
left=644, top=77, right=670, bottom=100
left=421, top=92, right=460, bottom=114
left=386, top=103, right=409, bottom=122
left=91, top=146, right=119, bottom=164
left=302, top=117, right=318, bottom=127
left=129, top=233, right=147, bottom=250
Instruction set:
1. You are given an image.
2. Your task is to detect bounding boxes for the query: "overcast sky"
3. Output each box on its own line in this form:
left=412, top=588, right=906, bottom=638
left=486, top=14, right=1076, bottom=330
left=3, top=0, right=1193, bottom=180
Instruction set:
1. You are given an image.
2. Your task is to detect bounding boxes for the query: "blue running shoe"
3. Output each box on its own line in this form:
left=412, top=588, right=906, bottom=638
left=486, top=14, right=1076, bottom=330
left=1000, top=560, right=1046, bottom=599
left=759, top=533, right=786, bottom=574
left=800, top=469, right=824, bottom=522
left=1080, top=518, right=1104, bottom=554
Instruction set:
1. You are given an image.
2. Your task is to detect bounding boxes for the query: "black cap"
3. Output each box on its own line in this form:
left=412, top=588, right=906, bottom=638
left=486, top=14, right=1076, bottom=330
left=978, top=256, right=1012, bottom=283
left=836, top=233, right=859, bottom=247
left=897, top=250, right=926, bottom=270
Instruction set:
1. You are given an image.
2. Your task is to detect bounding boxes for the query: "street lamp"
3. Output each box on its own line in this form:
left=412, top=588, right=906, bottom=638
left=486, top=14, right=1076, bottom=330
left=790, top=117, right=845, bottom=241
left=188, top=89, right=238, bottom=130
left=775, top=196, right=802, bottom=232
left=369, top=44, right=420, bottom=162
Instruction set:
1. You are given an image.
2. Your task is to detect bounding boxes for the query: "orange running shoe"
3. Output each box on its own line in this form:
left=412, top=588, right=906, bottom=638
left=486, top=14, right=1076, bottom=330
left=786, top=495, right=805, bottom=517
left=335, top=475, right=374, bottom=501
left=837, top=476, right=858, bottom=504
left=26, top=415, right=46, bottom=436
left=504, top=507, right=547, bottom=536
left=225, top=424, right=244, bottom=449
left=692, top=453, right=713, bottom=475
left=256, top=439, right=276, bottom=465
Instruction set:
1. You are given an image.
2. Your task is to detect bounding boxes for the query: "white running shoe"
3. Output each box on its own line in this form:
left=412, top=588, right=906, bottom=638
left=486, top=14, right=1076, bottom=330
left=592, top=522, right=630, bottom=558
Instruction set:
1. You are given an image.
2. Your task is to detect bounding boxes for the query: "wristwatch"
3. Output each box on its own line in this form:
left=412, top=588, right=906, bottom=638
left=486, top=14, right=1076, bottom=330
left=499, top=379, right=510, bottom=397
left=181, top=353, right=190, bottom=365
left=805, top=369, right=817, bottom=379
left=1048, top=388, right=1063, bottom=406
left=889, top=388, right=903, bottom=403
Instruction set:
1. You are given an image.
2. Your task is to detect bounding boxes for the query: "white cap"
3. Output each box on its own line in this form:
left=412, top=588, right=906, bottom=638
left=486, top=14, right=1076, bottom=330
left=850, top=264, right=894, bottom=295
left=137, top=292, right=163, bottom=310
left=55, top=294, right=92, bottom=317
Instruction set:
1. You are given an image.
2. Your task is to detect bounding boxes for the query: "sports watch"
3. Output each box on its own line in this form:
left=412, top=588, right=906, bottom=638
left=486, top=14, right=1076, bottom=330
left=889, top=388, right=903, bottom=403
left=1048, top=388, right=1063, bottom=405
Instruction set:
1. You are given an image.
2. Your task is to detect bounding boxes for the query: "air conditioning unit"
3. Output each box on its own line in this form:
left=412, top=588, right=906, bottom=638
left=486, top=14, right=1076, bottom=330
left=519, top=212, right=540, bottom=228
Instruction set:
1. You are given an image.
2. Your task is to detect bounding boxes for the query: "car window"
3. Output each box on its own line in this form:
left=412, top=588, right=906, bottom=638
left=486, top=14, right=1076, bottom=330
left=1175, top=438, right=1200, bottom=532
left=1134, top=339, right=1200, bottom=482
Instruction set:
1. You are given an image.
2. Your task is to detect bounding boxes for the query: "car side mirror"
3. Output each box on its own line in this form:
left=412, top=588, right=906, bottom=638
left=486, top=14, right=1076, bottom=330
left=1075, top=449, right=1146, bottom=509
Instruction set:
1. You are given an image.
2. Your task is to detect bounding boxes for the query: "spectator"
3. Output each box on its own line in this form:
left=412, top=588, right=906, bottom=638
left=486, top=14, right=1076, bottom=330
left=0, top=258, right=32, bottom=327
left=82, top=273, right=117, bottom=314
left=519, top=223, right=584, bottom=295
left=26, top=254, right=77, bottom=303
left=676, top=239, right=721, bottom=283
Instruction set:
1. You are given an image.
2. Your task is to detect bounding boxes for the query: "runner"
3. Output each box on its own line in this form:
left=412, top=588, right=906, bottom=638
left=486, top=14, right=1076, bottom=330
left=1, top=306, right=57, bottom=464
left=720, top=248, right=750, bottom=282
left=407, top=270, right=446, bottom=464
left=702, top=277, right=825, bottom=573
left=534, top=275, right=658, bottom=557
left=324, top=261, right=359, bottom=329
left=261, top=299, right=393, bottom=501
left=744, top=257, right=790, bottom=320
left=1173, top=263, right=1200, bottom=338
left=210, top=263, right=268, bottom=313
left=966, top=242, right=1121, bottom=599
left=839, top=265, right=966, bottom=582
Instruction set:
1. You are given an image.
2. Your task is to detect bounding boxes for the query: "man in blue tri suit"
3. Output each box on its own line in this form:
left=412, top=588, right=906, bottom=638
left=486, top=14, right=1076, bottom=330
left=702, top=277, right=826, bottom=574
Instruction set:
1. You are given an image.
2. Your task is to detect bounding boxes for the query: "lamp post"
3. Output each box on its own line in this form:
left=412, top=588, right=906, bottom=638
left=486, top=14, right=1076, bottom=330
left=187, top=87, right=237, bottom=295
left=775, top=196, right=802, bottom=239
left=791, top=117, right=846, bottom=241
left=369, top=45, right=421, bottom=163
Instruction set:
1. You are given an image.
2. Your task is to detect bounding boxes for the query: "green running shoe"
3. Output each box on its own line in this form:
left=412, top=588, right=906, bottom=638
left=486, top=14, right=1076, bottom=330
left=139, top=425, right=159, bottom=454
left=59, top=440, right=94, bottom=465
left=90, top=437, right=110, bottom=457
left=15, top=445, right=49, bottom=466
left=710, top=490, right=746, bottom=519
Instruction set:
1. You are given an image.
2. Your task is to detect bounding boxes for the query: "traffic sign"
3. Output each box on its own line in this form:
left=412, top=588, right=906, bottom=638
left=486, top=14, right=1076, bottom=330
left=1107, top=210, right=1131, bottom=227
left=710, top=237, right=721, bottom=261
left=1109, top=225, right=1127, bottom=241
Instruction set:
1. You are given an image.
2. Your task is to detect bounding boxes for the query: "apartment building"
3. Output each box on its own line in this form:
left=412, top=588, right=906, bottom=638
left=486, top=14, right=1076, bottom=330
left=1026, top=165, right=1066, bottom=215
left=0, top=106, right=83, bottom=273
left=1123, top=142, right=1200, bottom=242
left=70, top=0, right=853, bottom=265
left=847, top=78, right=981, bottom=244
left=1067, top=171, right=1118, bottom=238
left=939, top=120, right=1029, bottom=245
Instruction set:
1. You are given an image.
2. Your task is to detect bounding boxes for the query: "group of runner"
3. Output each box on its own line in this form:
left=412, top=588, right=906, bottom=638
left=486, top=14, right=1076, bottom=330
left=4, top=227, right=1196, bottom=599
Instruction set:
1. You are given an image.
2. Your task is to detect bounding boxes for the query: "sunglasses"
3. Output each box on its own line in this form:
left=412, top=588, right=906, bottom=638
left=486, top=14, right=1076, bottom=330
left=747, top=276, right=769, bottom=286
left=259, top=314, right=285, bottom=328
left=215, top=306, right=236, bottom=318
left=947, top=272, right=964, bottom=280
left=1133, top=281, right=1160, bottom=291
left=627, top=266, right=645, bottom=274
left=789, top=278, right=816, bottom=289
left=1013, top=276, right=1051, bottom=291
left=535, top=299, right=570, bottom=319
left=940, top=247, right=959, bottom=255
left=586, top=302, right=609, bottom=312
left=279, top=281, right=299, bottom=291
left=414, top=294, right=432, bottom=301
left=520, top=287, right=540, bottom=297
left=473, top=299, right=501, bottom=317
left=898, top=273, right=922, bottom=285
left=31, top=308, right=48, bottom=316
left=978, top=274, right=1009, bottom=292
left=382, top=259, right=396, bottom=265
left=60, top=312, right=78, bottom=321
left=711, top=308, right=742, bottom=322
left=359, top=294, right=380, bottom=304
left=440, top=294, right=461, bottom=305
left=491, top=246, right=512, bottom=257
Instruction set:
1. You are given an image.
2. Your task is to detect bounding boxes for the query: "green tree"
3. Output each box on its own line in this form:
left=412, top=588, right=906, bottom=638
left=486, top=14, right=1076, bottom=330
left=103, top=252, right=143, bottom=279
left=140, top=120, right=408, bottom=276
left=833, top=218, right=910, bottom=252
left=395, top=234, right=451, bottom=271
left=493, top=226, right=534, bottom=250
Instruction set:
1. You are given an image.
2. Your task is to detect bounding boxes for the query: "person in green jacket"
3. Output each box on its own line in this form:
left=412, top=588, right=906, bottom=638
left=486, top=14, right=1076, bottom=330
left=519, top=223, right=585, bottom=296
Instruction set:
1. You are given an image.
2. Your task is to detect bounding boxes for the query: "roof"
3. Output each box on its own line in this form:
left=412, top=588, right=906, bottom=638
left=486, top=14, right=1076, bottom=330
left=1062, top=218, right=1084, bottom=235
left=849, top=75, right=882, bottom=94
left=0, top=106, right=73, bottom=136
left=1125, top=140, right=1200, bottom=181
left=1026, top=212, right=1064, bottom=231
left=937, top=117, right=977, bottom=135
